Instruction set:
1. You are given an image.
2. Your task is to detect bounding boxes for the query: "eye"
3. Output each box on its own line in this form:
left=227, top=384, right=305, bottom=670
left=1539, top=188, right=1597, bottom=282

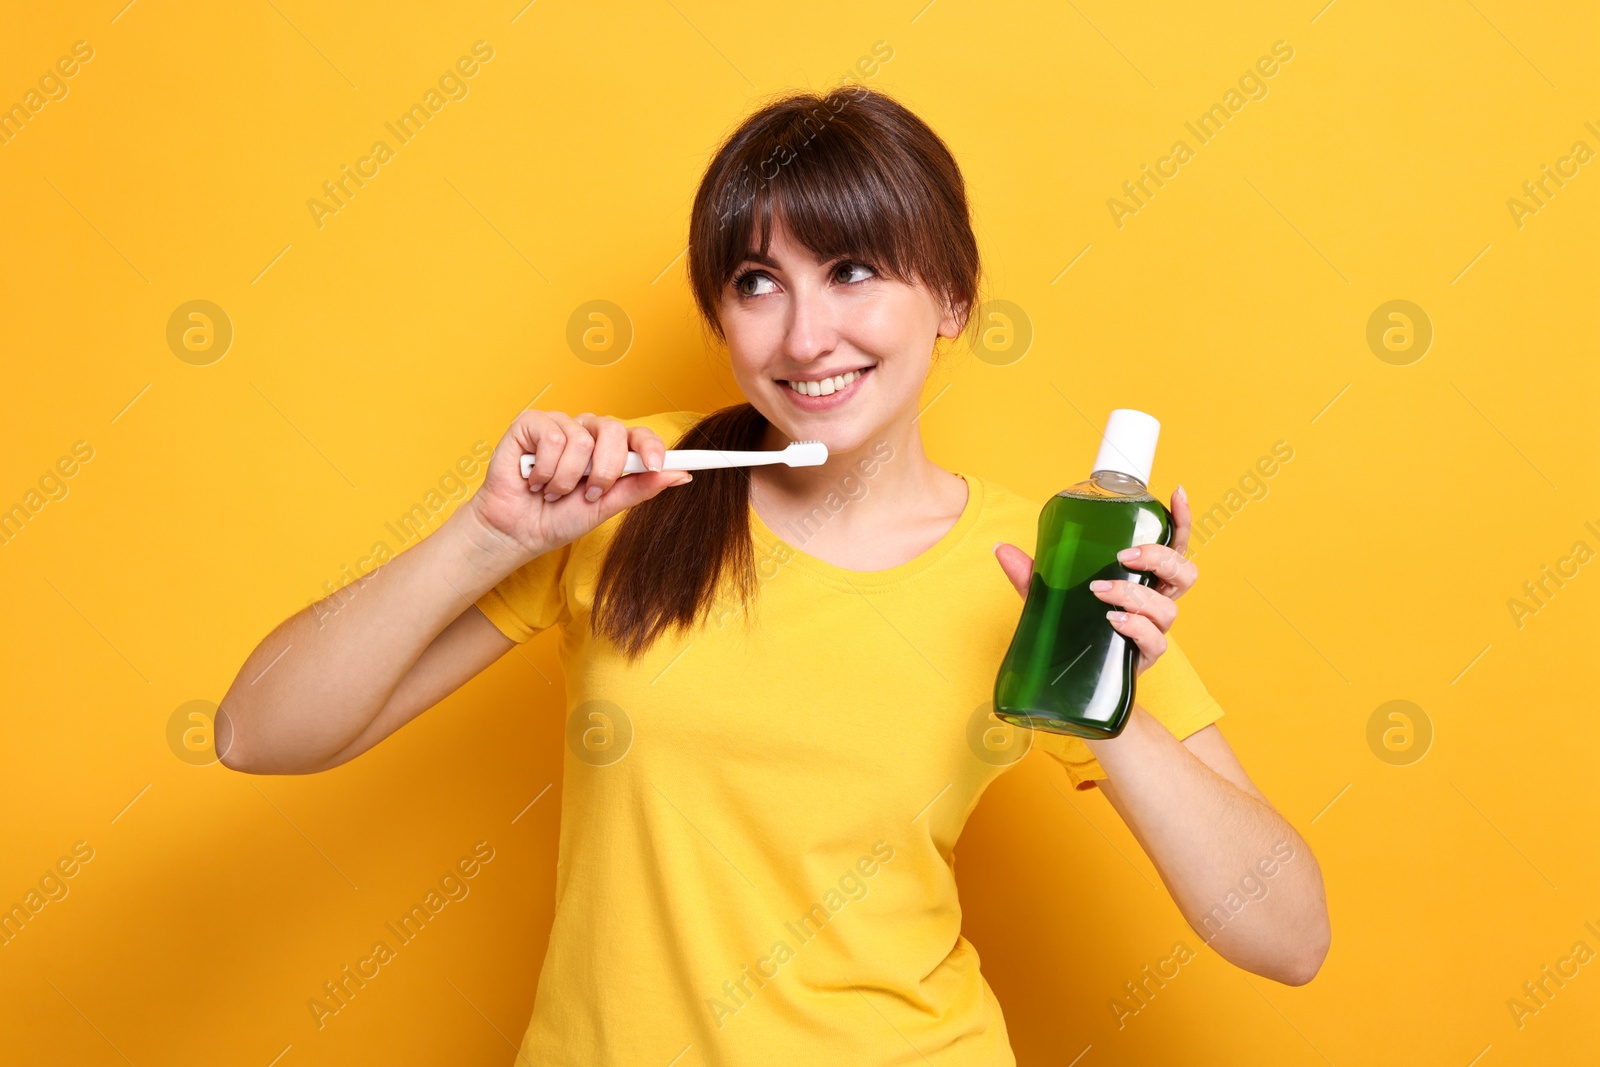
left=833, top=260, right=876, bottom=285
left=732, top=269, right=777, bottom=298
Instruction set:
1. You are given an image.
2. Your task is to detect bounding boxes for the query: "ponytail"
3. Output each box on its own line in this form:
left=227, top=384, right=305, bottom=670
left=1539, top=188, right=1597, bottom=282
left=591, top=403, right=770, bottom=660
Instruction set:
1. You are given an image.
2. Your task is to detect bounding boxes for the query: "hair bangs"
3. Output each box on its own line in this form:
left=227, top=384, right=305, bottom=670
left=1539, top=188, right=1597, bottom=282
left=743, top=125, right=923, bottom=282
left=689, top=87, right=975, bottom=343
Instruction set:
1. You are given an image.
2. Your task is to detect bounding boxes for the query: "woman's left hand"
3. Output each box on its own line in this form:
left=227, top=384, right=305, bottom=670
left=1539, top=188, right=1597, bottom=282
left=994, top=484, right=1199, bottom=676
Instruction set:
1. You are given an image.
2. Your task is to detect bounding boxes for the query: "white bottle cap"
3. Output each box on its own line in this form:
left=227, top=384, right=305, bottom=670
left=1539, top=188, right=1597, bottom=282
left=1091, top=408, right=1160, bottom=487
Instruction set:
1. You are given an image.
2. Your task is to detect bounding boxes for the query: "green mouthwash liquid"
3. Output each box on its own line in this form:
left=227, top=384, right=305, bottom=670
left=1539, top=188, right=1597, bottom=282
left=994, top=409, right=1171, bottom=739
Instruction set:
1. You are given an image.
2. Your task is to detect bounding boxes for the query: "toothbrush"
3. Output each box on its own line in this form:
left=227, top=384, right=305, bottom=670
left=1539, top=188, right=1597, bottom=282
left=519, top=440, right=828, bottom=479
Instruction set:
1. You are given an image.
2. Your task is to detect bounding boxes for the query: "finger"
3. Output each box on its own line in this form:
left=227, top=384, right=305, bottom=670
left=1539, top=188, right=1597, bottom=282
left=1116, top=543, right=1199, bottom=600
left=579, top=415, right=630, bottom=502
left=1089, top=579, right=1177, bottom=632
left=1106, top=609, right=1167, bottom=674
left=589, top=469, right=693, bottom=524
left=1170, top=483, right=1192, bottom=557
left=541, top=412, right=594, bottom=500
left=627, top=424, right=667, bottom=473
left=992, top=542, right=1033, bottom=597
left=519, top=411, right=567, bottom=492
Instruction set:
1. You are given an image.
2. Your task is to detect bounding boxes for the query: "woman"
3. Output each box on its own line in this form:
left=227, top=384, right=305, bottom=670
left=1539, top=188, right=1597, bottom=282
left=220, top=85, right=1329, bottom=1064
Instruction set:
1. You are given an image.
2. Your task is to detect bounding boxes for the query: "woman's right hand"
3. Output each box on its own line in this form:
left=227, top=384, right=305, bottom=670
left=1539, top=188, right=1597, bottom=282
left=467, top=410, right=692, bottom=561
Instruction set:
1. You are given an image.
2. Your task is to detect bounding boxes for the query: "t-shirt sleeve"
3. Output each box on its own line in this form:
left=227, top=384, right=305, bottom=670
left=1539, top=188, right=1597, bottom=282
left=1032, top=633, right=1226, bottom=790
left=474, top=541, right=574, bottom=643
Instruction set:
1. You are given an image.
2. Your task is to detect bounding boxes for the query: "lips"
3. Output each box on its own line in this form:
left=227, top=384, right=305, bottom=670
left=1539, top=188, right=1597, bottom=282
left=778, top=365, right=873, bottom=410
left=780, top=365, right=872, bottom=397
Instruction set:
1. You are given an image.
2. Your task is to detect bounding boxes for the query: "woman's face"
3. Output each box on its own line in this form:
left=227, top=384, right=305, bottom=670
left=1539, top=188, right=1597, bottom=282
left=718, top=216, right=963, bottom=455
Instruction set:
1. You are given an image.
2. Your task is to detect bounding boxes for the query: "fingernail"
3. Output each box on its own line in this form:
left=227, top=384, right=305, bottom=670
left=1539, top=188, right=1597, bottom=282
left=544, top=491, right=561, bottom=501
left=992, top=541, right=1002, bottom=553
left=678, top=472, right=693, bottom=483
left=649, top=458, right=663, bottom=472
left=585, top=486, right=602, bottom=502
left=1117, top=548, right=1140, bottom=563
left=1177, top=484, right=1187, bottom=502
left=1107, top=610, right=1127, bottom=622
left=1089, top=580, right=1111, bottom=591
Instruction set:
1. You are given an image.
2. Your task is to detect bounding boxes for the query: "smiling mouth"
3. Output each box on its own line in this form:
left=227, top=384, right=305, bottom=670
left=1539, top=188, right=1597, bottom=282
left=779, top=365, right=874, bottom=397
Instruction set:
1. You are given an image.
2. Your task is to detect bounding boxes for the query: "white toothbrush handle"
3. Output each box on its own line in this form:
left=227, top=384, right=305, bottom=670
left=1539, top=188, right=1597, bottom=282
left=518, top=449, right=792, bottom=479
left=519, top=452, right=647, bottom=479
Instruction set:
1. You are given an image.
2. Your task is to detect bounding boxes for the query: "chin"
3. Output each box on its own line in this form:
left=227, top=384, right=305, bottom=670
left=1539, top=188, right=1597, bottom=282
left=776, top=408, right=891, bottom=456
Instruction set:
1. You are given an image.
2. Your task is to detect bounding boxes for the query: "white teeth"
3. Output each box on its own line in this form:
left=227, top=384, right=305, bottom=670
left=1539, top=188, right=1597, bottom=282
left=787, top=368, right=865, bottom=397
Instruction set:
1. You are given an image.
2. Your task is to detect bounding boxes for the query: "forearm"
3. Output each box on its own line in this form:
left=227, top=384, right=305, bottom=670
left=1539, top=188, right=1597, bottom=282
left=219, top=506, right=530, bottom=773
left=1086, top=705, right=1329, bottom=984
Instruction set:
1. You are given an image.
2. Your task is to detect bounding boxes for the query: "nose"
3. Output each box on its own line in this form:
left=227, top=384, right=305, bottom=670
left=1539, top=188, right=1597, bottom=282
left=781, top=283, right=837, bottom=365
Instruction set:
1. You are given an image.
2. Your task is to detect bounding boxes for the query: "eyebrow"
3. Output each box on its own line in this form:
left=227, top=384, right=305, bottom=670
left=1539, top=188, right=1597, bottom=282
left=737, top=250, right=781, bottom=268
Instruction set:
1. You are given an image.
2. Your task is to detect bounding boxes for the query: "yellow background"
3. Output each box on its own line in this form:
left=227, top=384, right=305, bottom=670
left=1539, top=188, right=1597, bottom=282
left=2, top=1, right=1596, bottom=1064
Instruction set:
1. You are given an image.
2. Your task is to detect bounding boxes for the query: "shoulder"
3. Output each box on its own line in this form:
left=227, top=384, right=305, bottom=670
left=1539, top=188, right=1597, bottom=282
left=967, top=472, right=1045, bottom=553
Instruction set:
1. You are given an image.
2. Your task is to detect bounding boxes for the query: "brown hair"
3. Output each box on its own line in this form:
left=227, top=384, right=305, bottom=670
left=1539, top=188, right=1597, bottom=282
left=591, top=84, right=983, bottom=660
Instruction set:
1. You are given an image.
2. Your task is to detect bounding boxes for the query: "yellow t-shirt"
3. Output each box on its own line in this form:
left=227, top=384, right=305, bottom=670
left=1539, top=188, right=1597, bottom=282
left=474, top=410, right=1225, bottom=1066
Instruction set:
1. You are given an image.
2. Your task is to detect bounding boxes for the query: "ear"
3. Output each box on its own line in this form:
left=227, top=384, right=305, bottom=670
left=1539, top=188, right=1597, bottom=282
left=935, top=294, right=968, bottom=340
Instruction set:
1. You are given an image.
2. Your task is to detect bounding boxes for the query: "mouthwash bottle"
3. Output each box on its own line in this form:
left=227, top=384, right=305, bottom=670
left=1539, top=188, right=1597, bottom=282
left=994, top=409, right=1172, bottom=739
